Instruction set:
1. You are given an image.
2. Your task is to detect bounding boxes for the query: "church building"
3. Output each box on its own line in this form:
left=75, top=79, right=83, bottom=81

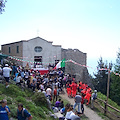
left=1, top=37, right=89, bottom=83
left=1, top=37, right=61, bottom=68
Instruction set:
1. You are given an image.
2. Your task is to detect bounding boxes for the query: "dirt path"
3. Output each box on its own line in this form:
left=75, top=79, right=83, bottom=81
left=60, top=89, right=104, bottom=120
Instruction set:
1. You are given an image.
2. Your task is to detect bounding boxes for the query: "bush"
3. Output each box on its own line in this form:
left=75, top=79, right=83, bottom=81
left=25, top=101, right=36, bottom=110
left=32, top=92, right=47, bottom=107
left=7, top=97, right=12, bottom=104
left=15, top=96, right=27, bottom=104
left=0, top=91, right=2, bottom=95
left=9, top=104, right=17, bottom=118
left=25, top=102, right=46, bottom=119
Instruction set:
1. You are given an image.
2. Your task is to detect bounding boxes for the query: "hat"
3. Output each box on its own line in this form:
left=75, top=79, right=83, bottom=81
left=5, top=64, right=9, bottom=67
left=94, top=90, right=97, bottom=93
left=1, top=99, right=7, bottom=103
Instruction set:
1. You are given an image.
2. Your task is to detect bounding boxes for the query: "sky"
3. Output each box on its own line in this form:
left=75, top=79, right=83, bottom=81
left=0, top=0, right=120, bottom=75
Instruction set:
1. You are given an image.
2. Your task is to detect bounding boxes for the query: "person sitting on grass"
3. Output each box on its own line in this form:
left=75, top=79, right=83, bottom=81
left=55, top=98, right=61, bottom=109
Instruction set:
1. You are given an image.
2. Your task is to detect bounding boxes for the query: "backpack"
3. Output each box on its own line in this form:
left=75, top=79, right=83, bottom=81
left=22, top=108, right=28, bottom=120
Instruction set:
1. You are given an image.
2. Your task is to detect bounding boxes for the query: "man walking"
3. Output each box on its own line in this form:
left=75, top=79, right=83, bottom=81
left=17, top=103, right=32, bottom=120
left=3, top=64, right=12, bottom=88
left=91, top=90, right=97, bottom=109
left=73, top=92, right=82, bottom=113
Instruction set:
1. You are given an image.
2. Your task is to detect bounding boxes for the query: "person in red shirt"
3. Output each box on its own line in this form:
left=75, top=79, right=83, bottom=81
left=66, top=82, right=71, bottom=97
left=70, top=81, right=78, bottom=97
left=84, top=90, right=92, bottom=105
left=81, top=88, right=87, bottom=95
left=53, top=86, right=58, bottom=103
left=82, top=83, right=88, bottom=90
left=86, top=86, right=92, bottom=94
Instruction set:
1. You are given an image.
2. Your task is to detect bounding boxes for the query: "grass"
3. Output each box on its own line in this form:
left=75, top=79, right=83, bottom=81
left=1, top=82, right=120, bottom=120
left=89, top=92, right=120, bottom=120
left=0, top=83, right=56, bottom=120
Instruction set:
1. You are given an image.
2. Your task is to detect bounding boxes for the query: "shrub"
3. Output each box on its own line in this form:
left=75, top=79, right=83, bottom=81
left=15, top=96, right=27, bottom=104
left=25, top=101, right=36, bottom=110
left=9, top=104, right=17, bottom=118
left=32, top=92, right=47, bottom=107
left=0, top=91, right=2, bottom=95
left=7, top=97, right=12, bottom=104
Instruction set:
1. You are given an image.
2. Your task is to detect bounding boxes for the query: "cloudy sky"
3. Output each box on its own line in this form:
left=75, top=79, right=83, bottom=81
left=0, top=0, right=120, bottom=75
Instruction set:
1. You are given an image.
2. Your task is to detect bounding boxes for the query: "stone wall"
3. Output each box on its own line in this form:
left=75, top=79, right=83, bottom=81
left=61, top=48, right=90, bottom=84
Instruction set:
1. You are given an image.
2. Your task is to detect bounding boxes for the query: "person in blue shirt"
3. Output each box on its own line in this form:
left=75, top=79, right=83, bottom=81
left=0, top=99, right=10, bottom=120
left=17, top=103, right=32, bottom=120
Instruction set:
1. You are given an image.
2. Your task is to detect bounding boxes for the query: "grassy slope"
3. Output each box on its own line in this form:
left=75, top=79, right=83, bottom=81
left=1, top=83, right=120, bottom=120
left=90, top=92, right=120, bottom=120
left=0, top=84, right=56, bottom=120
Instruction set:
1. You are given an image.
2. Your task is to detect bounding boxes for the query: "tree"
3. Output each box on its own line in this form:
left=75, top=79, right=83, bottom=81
left=110, top=48, right=120, bottom=105
left=93, top=57, right=111, bottom=95
left=0, top=0, right=7, bottom=14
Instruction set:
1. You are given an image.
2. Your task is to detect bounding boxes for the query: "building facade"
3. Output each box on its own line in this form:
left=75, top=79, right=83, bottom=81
left=61, top=48, right=89, bottom=82
left=1, top=37, right=90, bottom=83
left=1, top=37, right=61, bottom=68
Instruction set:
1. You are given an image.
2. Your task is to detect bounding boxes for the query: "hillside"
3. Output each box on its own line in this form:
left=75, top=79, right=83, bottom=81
left=0, top=83, right=56, bottom=120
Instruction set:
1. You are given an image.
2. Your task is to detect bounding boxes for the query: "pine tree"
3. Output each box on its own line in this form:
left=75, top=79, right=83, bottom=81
left=110, top=49, right=120, bottom=105
left=0, top=0, right=7, bottom=14
left=93, top=57, right=109, bottom=95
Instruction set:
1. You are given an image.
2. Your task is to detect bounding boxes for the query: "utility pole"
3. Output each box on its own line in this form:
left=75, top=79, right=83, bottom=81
left=105, top=63, right=111, bottom=114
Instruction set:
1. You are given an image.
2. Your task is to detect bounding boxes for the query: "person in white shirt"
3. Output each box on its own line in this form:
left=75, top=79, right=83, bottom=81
left=65, top=105, right=81, bottom=120
left=0, top=65, right=2, bottom=76
left=91, top=90, right=97, bottom=109
left=69, top=111, right=81, bottom=120
left=46, top=87, right=52, bottom=101
left=3, top=64, right=12, bottom=88
left=16, top=73, right=22, bottom=85
left=65, top=105, right=74, bottom=120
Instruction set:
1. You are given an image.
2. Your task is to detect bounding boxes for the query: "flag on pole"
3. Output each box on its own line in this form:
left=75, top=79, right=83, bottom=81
left=53, top=58, right=65, bottom=70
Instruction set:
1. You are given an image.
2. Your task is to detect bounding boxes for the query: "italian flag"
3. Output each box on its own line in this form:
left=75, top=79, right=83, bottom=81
left=53, top=58, right=65, bottom=70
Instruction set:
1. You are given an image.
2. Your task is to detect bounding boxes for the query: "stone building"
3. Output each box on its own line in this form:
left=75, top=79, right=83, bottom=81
left=61, top=48, right=89, bottom=83
left=1, top=37, right=90, bottom=83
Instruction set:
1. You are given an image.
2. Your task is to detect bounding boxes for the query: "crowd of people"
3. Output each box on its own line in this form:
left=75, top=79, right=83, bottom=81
left=0, top=63, right=97, bottom=120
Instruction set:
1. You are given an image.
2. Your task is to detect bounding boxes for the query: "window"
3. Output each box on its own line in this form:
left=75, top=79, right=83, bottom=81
left=17, top=46, right=19, bottom=53
left=34, top=46, right=42, bottom=52
left=9, top=47, right=11, bottom=53
left=34, top=56, right=42, bottom=62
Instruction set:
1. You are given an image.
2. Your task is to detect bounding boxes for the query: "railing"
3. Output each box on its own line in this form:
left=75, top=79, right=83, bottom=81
left=94, top=98, right=120, bottom=119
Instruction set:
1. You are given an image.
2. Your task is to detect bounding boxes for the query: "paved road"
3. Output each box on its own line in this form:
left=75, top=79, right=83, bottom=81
left=60, top=88, right=104, bottom=120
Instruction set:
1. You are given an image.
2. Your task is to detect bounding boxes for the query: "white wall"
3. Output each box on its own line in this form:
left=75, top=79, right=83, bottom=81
left=22, top=37, right=61, bottom=67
